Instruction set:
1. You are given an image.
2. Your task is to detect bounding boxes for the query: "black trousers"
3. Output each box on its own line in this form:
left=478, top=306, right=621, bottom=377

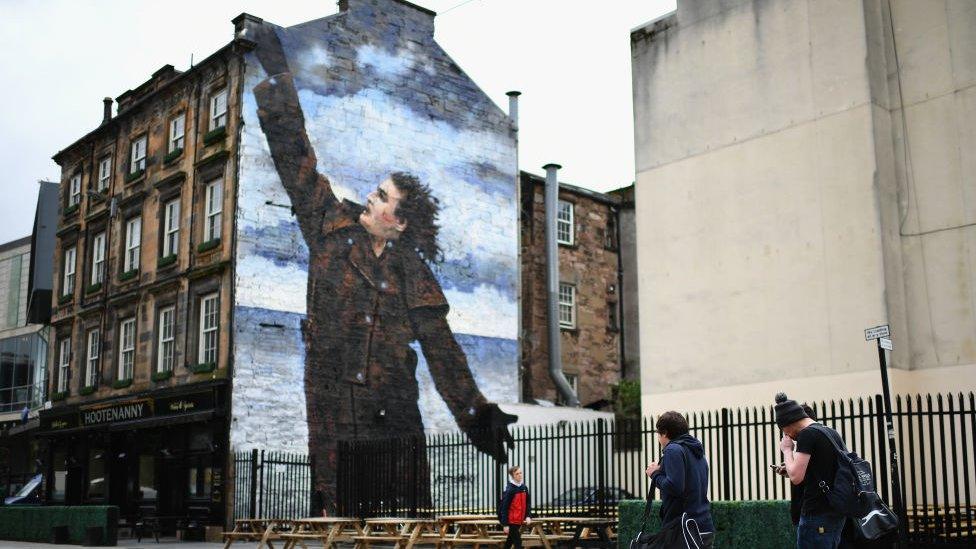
left=503, top=526, right=522, bottom=549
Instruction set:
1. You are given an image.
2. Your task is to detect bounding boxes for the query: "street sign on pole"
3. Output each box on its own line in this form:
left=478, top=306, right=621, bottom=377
left=866, top=327, right=907, bottom=548
left=865, top=324, right=890, bottom=341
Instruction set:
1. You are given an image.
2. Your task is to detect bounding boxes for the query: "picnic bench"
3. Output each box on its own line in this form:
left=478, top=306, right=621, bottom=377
left=223, top=518, right=294, bottom=549
left=354, top=517, right=441, bottom=549
left=281, top=517, right=364, bottom=549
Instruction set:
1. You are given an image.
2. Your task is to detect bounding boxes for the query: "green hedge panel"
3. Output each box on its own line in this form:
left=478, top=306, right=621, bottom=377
left=619, top=499, right=796, bottom=549
left=0, top=505, right=118, bottom=545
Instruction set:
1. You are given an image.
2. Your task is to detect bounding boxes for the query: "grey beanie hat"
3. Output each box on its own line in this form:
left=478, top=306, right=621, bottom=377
left=774, top=392, right=809, bottom=428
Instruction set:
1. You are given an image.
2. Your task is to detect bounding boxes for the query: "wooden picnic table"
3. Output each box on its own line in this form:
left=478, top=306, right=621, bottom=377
left=355, top=518, right=442, bottom=549
left=548, top=519, right=616, bottom=549
left=223, top=518, right=295, bottom=549
left=449, top=519, right=562, bottom=549
left=282, top=517, right=364, bottom=549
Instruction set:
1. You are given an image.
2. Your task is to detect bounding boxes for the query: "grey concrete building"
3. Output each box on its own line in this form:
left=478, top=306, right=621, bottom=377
left=631, top=0, right=976, bottom=412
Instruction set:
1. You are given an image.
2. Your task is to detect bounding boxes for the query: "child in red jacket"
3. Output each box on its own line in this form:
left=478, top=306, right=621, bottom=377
left=498, top=465, right=531, bottom=549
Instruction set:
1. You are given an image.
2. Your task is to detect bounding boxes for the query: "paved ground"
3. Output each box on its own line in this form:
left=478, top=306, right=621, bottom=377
left=0, top=541, right=224, bottom=549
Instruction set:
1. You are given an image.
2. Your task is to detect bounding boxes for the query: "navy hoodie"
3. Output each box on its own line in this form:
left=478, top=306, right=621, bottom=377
left=650, top=434, right=714, bottom=532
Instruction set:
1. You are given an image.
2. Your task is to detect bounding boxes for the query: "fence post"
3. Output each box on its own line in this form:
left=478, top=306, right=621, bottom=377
left=874, top=394, right=890, bottom=503
left=597, top=419, right=607, bottom=517
left=411, top=437, right=419, bottom=518
left=249, top=448, right=258, bottom=519
left=721, top=408, right=731, bottom=500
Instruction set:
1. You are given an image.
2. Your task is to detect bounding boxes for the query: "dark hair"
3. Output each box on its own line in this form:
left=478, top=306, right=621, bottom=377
left=656, top=411, right=689, bottom=439
left=389, top=172, right=442, bottom=265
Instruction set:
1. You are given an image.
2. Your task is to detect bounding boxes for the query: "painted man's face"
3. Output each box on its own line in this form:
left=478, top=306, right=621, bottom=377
left=360, top=177, right=407, bottom=240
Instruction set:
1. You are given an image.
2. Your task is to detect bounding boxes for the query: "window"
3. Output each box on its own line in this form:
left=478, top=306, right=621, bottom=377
left=91, top=232, right=105, bottom=285
left=605, top=214, right=619, bottom=250
left=57, top=338, right=71, bottom=393
left=557, top=200, right=574, bottom=245
left=162, top=199, right=180, bottom=257
left=199, top=293, right=219, bottom=365
left=88, top=448, right=105, bottom=499
left=97, top=156, right=112, bottom=191
left=62, top=246, right=76, bottom=296
left=169, top=115, right=185, bottom=152
left=130, top=136, right=147, bottom=173
left=118, top=318, right=135, bottom=381
left=124, top=217, right=141, bottom=273
left=558, top=283, right=576, bottom=329
left=608, top=300, right=619, bottom=332
left=157, top=306, right=175, bottom=373
left=209, top=89, right=227, bottom=130
left=204, top=179, right=222, bottom=243
left=86, top=328, right=100, bottom=387
left=68, top=174, right=81, bottom=207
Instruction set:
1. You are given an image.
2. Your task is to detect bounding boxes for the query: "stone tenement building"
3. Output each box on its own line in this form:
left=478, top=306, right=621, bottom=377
left=45, top=39, right=245, bottom=523
left=520, top=171, right=624, bottom=408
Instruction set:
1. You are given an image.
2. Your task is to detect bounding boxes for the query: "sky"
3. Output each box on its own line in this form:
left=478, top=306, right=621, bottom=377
left=0, top=0, right=676, bottom=244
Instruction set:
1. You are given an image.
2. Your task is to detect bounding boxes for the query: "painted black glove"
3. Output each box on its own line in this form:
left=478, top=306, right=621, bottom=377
left=466, top=403, right=518, bottom=463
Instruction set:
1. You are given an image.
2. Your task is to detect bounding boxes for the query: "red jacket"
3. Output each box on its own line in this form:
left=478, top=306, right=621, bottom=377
left=498, top=482, right=531, bottom=526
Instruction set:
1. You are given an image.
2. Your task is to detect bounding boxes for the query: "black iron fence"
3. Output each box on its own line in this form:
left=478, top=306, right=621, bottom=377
left=234, top=449, right=312, bottom=520
left=240, top=392, right=975, bottom=545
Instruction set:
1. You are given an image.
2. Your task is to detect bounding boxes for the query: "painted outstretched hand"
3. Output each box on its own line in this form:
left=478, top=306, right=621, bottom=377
left=466, top=403, right=518, bottom=463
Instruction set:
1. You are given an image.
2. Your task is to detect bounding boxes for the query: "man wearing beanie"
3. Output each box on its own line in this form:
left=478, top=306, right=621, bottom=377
left=776, top=393, right=848, bottom=548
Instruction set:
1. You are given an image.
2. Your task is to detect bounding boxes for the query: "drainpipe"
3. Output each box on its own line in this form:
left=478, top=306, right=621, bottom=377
left=506, top=91, right=520, bottom=131
left=543, top=163, right=579, bottom=407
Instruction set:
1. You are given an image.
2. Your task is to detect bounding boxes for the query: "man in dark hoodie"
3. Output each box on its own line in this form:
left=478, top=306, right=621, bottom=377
left=645, top=411, right=714, bottom=547
left=498, top=466, right=531, bottom=549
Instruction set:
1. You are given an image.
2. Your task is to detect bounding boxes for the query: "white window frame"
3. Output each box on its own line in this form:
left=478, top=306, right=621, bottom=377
left=57, top=338, right=70, bottom=393
left=162, top=199, right=180, bottom=257
left=204, top=179, right=222, bottom=243
left=557, top=200, right=574, bottom=245
left=157, top=306, right=176, bottom=373
left=130, top=136, right=147, bottom=173
left=124, top=217, right=141, bottom=273
left=209, top=89, right=228, bottom=130
left=91, top=232, right=105, bottom=285
left=198, top=293, right=219, bottom=365
left=169, top=115, right=185, bottom=152
left=97, top=156, right=112, bottom=191
left=68, top=174, right=81, bottom=207
left=558, top=283, right=576, bottom=329
left=62, top=246, right=76, bottom=296
left=86, top=328, right=100, bottom=388
left=118, top=318, right=135, bottom=381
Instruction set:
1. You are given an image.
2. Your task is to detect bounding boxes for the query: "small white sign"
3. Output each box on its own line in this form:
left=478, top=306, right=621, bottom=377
left=879, top=337, right=893, bottom=351
left=864, top=325, right=890, bottom=341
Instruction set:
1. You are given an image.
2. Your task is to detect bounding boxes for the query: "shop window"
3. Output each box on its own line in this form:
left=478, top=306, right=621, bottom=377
left=188, top=465, right=213, bottom=499
left=88, top=448, right=105, bottom=499
left=138, top=454, right=156, bottom=501
left=52, top=448, right=67, bottom=502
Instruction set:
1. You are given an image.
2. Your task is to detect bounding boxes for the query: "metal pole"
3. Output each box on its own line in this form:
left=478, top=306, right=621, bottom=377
left=877, top=341, right=909, bottom=547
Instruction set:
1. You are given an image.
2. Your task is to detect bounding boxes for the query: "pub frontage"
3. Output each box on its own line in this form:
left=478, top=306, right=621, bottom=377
left=37, top=380, right=229, bottom=528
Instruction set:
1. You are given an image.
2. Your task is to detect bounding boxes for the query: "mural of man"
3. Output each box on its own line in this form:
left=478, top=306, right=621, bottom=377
left=250, top=24, right=518, bottom=515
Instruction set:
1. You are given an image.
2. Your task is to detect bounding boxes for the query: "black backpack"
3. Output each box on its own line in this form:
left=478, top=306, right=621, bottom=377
left=807, top=423, right=898, bottom=541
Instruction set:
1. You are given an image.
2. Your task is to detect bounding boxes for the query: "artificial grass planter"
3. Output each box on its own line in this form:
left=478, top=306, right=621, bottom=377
left=58, top=294, right=73, bottom=305
left=112, top=378, right=132, bottom=389
left=119, top=268, right=139, bottom=282
left=158, top=253, right=177, bottom=268
left=203, top=126, right=227, bottom=145
left=86, top=281, right=103, bottom=294
left=125, top=168, right=145, bottom=183
left=191, top=362, right=216, bottom=375
left=163, top=147, right=183, bottom=164
left=0, top=505, right=118, bottom=545
left=618, top=499, right=796, bottom=549
left=79, top=385, right=97, bottom=396
left=152, top=370, right=173, bottom=382
left=63, top=203, right=79, bottom=216
left=51, top=391, right=69, bottom=402
left=197, top=238, right=221, bottom=253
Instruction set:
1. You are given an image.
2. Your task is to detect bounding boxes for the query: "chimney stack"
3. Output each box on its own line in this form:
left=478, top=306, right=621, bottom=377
left=102, top=98, right=113, bottom=124
left=506, top=91, right=521, bottom=130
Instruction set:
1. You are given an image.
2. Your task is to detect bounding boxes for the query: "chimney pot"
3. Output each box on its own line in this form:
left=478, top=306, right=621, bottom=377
left=506, top=91, right=521, bottom=130
left=102, top=97, right=113, bottom=124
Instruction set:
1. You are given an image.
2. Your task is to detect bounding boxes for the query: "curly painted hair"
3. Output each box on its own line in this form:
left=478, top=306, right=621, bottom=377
left=389, top=172, right=443, bottom=264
